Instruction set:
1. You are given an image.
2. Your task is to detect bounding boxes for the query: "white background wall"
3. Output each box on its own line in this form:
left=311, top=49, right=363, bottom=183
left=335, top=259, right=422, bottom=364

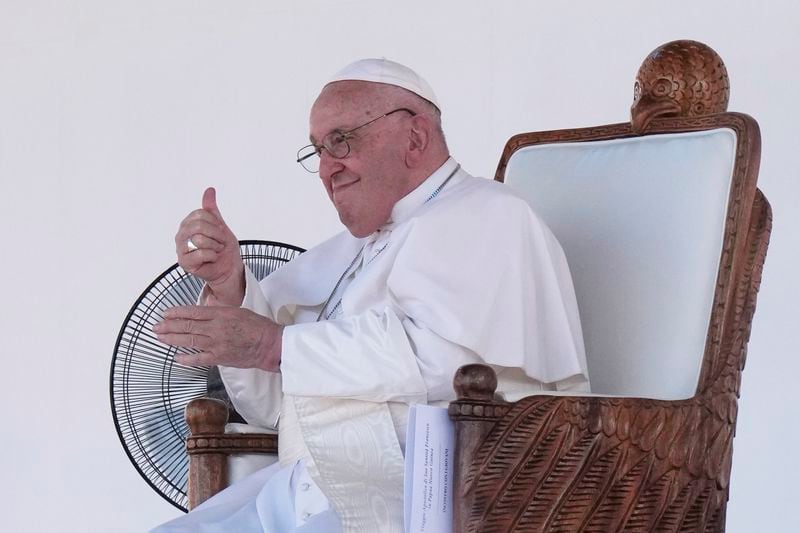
left=1, top=1, right=797, bottom=531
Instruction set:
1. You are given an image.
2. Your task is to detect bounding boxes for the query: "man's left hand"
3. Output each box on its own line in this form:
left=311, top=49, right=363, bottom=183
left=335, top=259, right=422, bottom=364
left=154, top=306, right=283, bottom=372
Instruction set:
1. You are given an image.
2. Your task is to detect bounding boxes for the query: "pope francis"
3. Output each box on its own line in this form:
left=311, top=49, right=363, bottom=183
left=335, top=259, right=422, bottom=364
left=152, top=58, right=589, bottom=532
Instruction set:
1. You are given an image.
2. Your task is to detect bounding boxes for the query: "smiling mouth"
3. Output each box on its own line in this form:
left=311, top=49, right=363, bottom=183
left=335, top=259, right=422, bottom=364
left=332, top=177, right=359, bottom=198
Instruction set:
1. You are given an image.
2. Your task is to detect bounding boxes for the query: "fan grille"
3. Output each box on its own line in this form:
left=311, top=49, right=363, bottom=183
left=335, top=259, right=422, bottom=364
left=110, top=240, right=303, bottom=511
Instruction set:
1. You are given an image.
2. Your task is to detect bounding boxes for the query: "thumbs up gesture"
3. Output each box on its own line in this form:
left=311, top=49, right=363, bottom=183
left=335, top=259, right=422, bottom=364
left=175, top=187, right=244, bottom=306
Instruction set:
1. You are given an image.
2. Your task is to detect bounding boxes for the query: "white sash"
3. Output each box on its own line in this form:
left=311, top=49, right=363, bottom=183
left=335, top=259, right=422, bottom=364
left=291, top=395, right=405, bottom=532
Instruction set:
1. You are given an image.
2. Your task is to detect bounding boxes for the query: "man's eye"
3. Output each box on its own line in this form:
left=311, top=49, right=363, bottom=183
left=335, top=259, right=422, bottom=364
left=328, top=133, right=347, bottom=147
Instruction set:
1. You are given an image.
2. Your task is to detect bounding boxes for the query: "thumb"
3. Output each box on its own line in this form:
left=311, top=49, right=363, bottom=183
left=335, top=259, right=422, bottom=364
left=202, top=186, right=225, bottom=220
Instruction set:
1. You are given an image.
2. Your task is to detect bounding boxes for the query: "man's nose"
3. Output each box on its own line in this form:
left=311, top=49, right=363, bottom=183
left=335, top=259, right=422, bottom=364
left=319, top=151, right=344, bottom=181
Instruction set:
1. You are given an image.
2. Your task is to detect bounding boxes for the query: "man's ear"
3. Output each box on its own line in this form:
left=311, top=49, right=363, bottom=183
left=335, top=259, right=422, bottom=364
left=404, top=115, right=431, bottom=167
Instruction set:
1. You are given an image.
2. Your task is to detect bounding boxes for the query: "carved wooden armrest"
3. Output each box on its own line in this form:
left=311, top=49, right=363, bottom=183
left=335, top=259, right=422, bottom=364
left=185, top=398, right=279, bottom=510
left=449, top=364, right=733, bottom=532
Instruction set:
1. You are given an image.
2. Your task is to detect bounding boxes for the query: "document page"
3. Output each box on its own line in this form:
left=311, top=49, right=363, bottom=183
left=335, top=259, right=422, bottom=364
left=403, top=404, right=455, bottom=533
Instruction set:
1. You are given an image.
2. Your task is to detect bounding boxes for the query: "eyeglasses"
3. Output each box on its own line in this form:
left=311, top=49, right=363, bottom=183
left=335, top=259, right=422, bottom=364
left=296, top=108, right=416, bottom=173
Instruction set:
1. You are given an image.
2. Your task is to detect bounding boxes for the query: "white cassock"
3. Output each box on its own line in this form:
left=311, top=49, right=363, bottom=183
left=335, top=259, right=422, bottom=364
left=154, top=157, right=589, bottom=533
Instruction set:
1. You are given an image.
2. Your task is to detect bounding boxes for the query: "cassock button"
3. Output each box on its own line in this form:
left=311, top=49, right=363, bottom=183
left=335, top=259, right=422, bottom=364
left=300, top=482, right=311, bottom=491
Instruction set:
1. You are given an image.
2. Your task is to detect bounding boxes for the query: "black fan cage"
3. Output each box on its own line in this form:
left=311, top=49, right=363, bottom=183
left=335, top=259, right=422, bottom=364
left=110, top=240, right=304, bottom=511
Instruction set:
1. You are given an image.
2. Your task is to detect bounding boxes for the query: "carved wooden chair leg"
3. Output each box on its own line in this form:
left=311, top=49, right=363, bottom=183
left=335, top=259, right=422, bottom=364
left=185, top=398, right=230, bottom=510
left=185, top=398, right=280, bottom=510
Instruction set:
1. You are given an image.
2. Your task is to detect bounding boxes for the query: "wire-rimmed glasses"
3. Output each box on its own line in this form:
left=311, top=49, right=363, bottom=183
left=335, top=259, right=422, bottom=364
left=296, top=108, right=416, bottom=173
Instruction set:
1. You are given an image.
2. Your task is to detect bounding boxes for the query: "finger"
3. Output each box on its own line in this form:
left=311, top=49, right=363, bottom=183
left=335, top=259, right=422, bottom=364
left=184, top=233, right=225, bottom=253
left=202, top=187, right=226, bottom=222
left=158, top=306, right=201, bottom=323
left=180, top=249, right=220, bottom=268
left=177, top=218, right=228, bottom=247
left=182, top=207, right=224, bottom=225
left=156, top=332, right=212, bottom=350
left=162, top=305, right=222, bottom=321
left=153, top=317, right=199, bottom=335
left=175, top=351, right=219, bottom=367
left=158, top=305, right=194, bottom=322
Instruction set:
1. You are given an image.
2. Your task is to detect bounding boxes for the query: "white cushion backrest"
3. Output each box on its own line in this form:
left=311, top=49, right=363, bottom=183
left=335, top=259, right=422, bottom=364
left=504, top=129, right=736, bottom=399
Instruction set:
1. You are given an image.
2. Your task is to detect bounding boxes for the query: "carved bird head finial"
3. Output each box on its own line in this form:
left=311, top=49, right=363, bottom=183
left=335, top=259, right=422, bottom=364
left=631, top=40, right=729, bottom=133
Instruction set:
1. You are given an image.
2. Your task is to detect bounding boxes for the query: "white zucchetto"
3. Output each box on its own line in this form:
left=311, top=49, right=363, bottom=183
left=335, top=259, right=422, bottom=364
left=327, top=58, right=440, bottom=110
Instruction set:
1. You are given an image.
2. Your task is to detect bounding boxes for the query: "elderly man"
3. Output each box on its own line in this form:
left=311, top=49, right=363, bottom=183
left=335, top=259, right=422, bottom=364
left=153, top=59, right=588, bottom=532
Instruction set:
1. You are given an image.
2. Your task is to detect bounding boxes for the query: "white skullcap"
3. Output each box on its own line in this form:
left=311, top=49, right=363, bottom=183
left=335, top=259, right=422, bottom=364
left=327, top=58, right=440, bottom=110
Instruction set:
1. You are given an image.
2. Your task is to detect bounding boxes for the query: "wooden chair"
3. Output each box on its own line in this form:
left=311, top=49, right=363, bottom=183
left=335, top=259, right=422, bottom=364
left=185, top=40, right=770, bottom=532
left=449, top=40, right=769, bottom=532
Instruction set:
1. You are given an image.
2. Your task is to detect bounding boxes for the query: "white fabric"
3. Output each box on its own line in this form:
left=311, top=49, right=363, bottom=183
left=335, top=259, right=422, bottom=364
left=154, top=461, right=341, bottom=532
left=224, top=423, right=279, bottom=486
left=161, top=158, right=588, bottom=532
left=327, top=58, right=440, bottom=109
left=504, top=129, right=736, bottom=400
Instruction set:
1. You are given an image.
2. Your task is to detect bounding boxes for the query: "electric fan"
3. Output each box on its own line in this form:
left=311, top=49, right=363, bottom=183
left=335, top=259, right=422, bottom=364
left=110, top=240, right=304, bottom=511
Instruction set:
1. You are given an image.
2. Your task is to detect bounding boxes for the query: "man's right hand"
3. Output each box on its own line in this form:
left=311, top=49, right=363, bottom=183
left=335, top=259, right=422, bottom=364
left=175, top=187, right=244, bottom=306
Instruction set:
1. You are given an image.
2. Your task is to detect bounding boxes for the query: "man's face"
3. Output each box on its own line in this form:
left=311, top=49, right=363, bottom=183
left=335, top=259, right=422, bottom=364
left=309, top=82, right=413, bottom=238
